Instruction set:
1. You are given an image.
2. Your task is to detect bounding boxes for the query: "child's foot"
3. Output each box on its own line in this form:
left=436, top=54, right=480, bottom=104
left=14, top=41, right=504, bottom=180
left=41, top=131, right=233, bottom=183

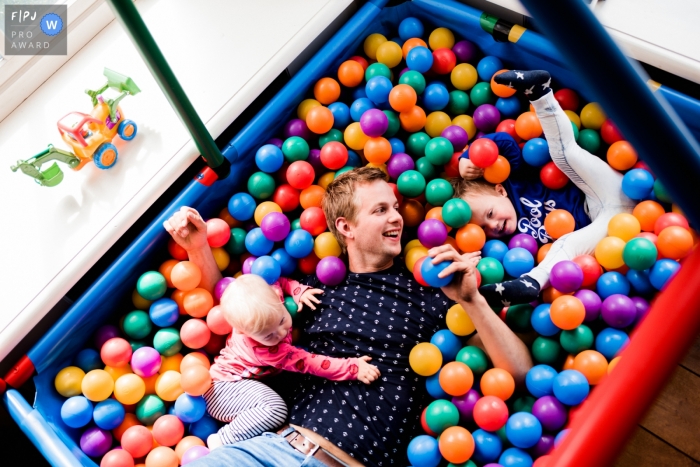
left=208, top=433, right=224, bottom=450
left=494, top=70, right=552, bottom=101
left=479, top=275, right=542, bottom=308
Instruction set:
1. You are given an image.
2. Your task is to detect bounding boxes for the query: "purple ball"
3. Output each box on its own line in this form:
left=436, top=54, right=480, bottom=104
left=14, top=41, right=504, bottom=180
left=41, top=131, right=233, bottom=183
left=531, top=396, right=568, bottom=431
left=417, top=219, right=448, bottom=248
left=484, top=464, right=504, bottom=467
left=261, top=212, right=291, bottom=242
left=631, top=296, right=650, bottom=324
left=94, top=325, right=120, bottom=349
left=182, top=445, right=211, bottom=464
left=387, top=153, right=415, bottom=180
left=441, top=125, right=469, bottom=152
left=316, top=257, right=347, bottom=286
left=307, top=148, right=324, bottom=172
left=131, top=346, right=161, bottom=377
left=530, top=434, right=555, bottom=458
left=509, top=234, right=539, bottom=257
left=452, top=40, right=478, bottom=63
left=398, top=67, right=410, bottom=78
left=601, top=294, right=637, bottom=328
left=550, top=261, right=584, bottom=293
left=284, top=119, right=312, bottom=140
left=574, top=289, right=602, bottom=322
left=80, top=426, right=112, bottom=457
left=214, top=277, right=235, bottom=301
left=475, top=130, right=487, bottom=140
left=242, top=256, right=258, bottom=274
left=452, top=389, right=480, bottom=422
left=360, top=108, right=389, bottom=137
left=473, top=104, right=501, bottom=132
left=266, top=137, right=283, bottom=148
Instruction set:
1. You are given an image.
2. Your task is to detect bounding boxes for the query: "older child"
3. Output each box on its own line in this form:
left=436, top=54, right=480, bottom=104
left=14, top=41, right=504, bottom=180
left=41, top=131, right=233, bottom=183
left=456, top=70, right=636, bottom=308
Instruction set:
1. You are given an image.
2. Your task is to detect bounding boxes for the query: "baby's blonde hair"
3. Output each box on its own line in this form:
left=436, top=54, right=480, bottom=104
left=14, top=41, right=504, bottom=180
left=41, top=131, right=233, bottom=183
left=220, top=274, right=284, bottom=335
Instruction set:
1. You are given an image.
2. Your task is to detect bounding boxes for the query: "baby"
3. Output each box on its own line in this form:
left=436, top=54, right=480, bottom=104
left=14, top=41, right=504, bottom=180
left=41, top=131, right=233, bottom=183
left=205, top=273, right=380, bottom=448
left=456, top=70, right=636, bottom=308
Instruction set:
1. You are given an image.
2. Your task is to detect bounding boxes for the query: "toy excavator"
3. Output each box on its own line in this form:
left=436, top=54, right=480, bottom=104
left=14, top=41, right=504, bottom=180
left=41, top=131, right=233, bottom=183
left=10, top=68, right=140, bottom=187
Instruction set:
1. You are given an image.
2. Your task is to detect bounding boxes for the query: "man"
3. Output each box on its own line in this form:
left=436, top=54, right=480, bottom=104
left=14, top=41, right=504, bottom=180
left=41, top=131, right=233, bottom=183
left=164, top=167, right=532, bottom=467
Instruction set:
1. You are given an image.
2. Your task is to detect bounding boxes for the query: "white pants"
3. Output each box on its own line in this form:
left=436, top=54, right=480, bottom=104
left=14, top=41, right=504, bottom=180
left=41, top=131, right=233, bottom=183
left=527, top=92, right=636, bottom=288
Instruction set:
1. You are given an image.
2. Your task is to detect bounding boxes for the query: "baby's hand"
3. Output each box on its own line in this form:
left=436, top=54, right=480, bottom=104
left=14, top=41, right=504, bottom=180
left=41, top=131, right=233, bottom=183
left=459, top=157, right=484, bottom=180
left=356, top=356, right=381, bottom=384
left=162, top=206, right=209, bottom=252
left=298, top=288, right=323, bottom=312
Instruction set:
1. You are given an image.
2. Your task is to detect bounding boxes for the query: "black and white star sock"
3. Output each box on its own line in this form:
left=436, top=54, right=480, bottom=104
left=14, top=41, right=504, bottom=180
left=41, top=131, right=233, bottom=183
left=479, top=275, right=542, bottom=308
left=494, top=70, right=552, bottom=101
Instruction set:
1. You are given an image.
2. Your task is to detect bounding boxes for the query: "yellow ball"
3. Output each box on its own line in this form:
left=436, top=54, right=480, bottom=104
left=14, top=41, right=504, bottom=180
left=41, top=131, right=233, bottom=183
left=425, top=111, right=452, bottom=137
left=254, top=201, right=282, bottom=226
left=446, top=303, right=476, bottom=336
left=212, top=247, right=230, bottom=271
left=363, top=33, right=387, bottom=60
left=344, top=122, right=370, bottom=150
left=55, top=366, right=85, bottom=397
left=155, top=370, right=184, bottom=402
left=132, top=289, right=153, bottom=310
left=580, top=102, right=606, bottom=130
left=451, top=63, right=478, bottom=91
left=595, top=236, right=626, bottom=270
left=564, top=110, right=581, bottom=130
left=365, top=162, right=388, bottom=177
left=608, top=213, right=641, bottom=241
left=405, top=246, right=429, bottom=271
left=608, top=356, right=622, bottom=374
left=114, top=373, right=146, bottom=405
left=428, top=27, right=455, bottom=50
left=376, top=41, right=403, bottom=68
left=317, top=171, right=336, bottom=190
left=409, top=343, right=443, bottom=376
left=452, top=115, right=477, bottom=140
left=81, top=369, right=115, bottom=402
left=297, top=99, right=321, bottom=120
left=105, top=365, right=132, bottom=381
left=314, top=232, right=341, bottom=258
left=403, top=239, right=424, bottom=256
left=160, top=354, right=184, bottom=374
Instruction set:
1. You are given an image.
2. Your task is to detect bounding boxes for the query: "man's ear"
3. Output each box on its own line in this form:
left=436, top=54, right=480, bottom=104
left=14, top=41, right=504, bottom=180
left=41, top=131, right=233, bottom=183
left=335, top=217, right=353, bottom=241
left=494, top=183, right=508, bottom=197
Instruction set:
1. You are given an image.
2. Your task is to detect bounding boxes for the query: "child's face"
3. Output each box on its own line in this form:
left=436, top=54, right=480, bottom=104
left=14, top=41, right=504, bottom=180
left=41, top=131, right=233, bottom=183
left=463, top=184, right=518, bottom=238
left=248, top=306, right=293, bottom=346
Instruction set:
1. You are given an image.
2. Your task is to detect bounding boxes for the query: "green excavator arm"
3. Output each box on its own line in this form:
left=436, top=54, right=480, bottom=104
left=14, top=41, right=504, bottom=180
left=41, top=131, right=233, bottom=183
left=86, top=68, right=141, bottom=122
left=10, top=145, right=80, bottom=187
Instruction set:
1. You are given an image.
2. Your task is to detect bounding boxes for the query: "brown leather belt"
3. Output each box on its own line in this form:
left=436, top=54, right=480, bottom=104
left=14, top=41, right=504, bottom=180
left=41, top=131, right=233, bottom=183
left=277, top=425, right=349, bottom=467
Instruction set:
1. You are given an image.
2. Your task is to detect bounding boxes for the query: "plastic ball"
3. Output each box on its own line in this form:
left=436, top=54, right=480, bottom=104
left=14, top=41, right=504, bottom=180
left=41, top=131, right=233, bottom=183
left=175, top=437, right=206, bottom=462
left=439, top=426, right=474, bottom=464
left=80, top=426, right=113, bottom=458
left=607, top=141, right=637, bottom=170
left=543, top=209, right=575, bottom=240
left=623, top=237, right=657, bottom=270
left=484, top=156, right=511, bottom=184
left=468, top=138, right=498, bottom=168
left=113, top=373, right=146, bottom=405
left=61, top=396, right=93, bottom=428
left=418, top=219, right=448, bottom=248
left=515, top=112, right=542, bottom=140
left=442, top=198, right=472, bottom=229
left=476, top=257, right=504, bottom=285
left=608, top=213, right=641, bottom=241
left=439, top=362, right=474, bottom=396
left=657, top=226, right=693, bottom=259
left=446, top=304, right=476, bottom=336
left=650, top=258, right=681, bottom=290
left=525, top=364, right=557, bottom=398
left=151, top=414, right=185, bottom=447
left=406, top=46, right=434, bottom=73
left=573, top=289, right=602, bottom=322
left=145, top=446, right=179, bottom=467
left=121, top=425, right=153, bottom=458
left=429, top=26, right=455, bottom=49
left=366, top=76, right=393, bottom=105
left=247, top=172, right=276, bottom=199
left=182, top=288, right=214, bottom=318
left=503, top=247, right=535, bottom=278
left=473, top=395, right=509, bottom=432
left=409, top=343, right=443, bottom=376
left=407, top=435, right=441, bottom=467
left=596, top=271, right=630, bottom=299
left=573, top=350, right=608, bottom=385
left=423, top=82, right=450, bottom=110
left=386, top=153, right=415, bottom=180
left=425, top=399, right=460, bottom=434
left=181, top=445, right=210, bottom=465
left=179, top=364, right=211, bottom=397
left=284, top=119, right=312, bottom=140
left=128, top=347, right=159, bottom=378
left=531, top=395, right=568, bottom=431
left=92, top=398, right=126, bottom=431
left=506, top=412, right=542, bottom=449
left=552, top=369, right=589, bottom=405
left=100, top=338, right=132, bottom=368
left=399, top=16, right=424, bottom=39
left=595, top=327, right=630, bottom=359
left=255, top=144, right=284, bottom=173
left=421, top=258, right=454, bottom=287
left=473, top=104, right=501, bottom=133
left=174, top=393, right=207, bottom=424
left=228, top=192, right=256, bottom=221
left=622, top=169, right=654, bottom=200
left=180, top=318, right=211, bottom=350
left=537, top=164, right=567, bottom=193
left=481, top=368, right=515, bottom=401
left=286, top=161, right=315, bottom=190
left=337, top=60, right=364, bottom=87
left=580, top=102, right=606, bottom=130
left=313, top=77, right=341, bottom=105
left=595, top=236, right=626, bottom=270
left=315, top=256, right=347, bottom=286
left=654, top=212, right=689, bottom=236
left=137, top=271, right=167, bottom=301
left=55, top=366, right=85, bottom=397
left=522, top=138, right=550, bottom=167
left=549, top=295, right=585, bottom=331
left=430, top=330, right=462, bottom=362
left=100, top=449, right=135, bottom=467
left=82, top=369, right=114, bottom=402
left=153, top=328, right=182, bottom=357
left=451, top=63, right=478, bottom=90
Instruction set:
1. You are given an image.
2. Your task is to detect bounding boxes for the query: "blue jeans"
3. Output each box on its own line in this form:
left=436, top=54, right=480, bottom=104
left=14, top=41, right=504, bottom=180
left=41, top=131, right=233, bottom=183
left=186, top=428, right=327, bottom=467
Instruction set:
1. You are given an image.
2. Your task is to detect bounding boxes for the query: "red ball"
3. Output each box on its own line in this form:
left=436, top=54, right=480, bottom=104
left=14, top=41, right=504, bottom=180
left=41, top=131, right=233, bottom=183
left=206, top=218, right=231, bottom=248
left=152, top=414, right=185, bottom=447
left=100, top=449, right=135, bottom=467
left=121, top=425, right=153, bottom=458
left=272, top=184, right=300, bottom=212
left=468, top=138, right=499, bottom=168
left=540, top=162, right=569, bottom=189
left=431, top=48, right=457, bottom=74
left=475, top=268, right=482, bottom=288
left=388, top=182, right=403, bottom=204
left=421, top=406, right=438, bottom=436
left=298, top=252, right=321, bottom=275
left=180, top=318, right=211, bottom=349
left=444, top=152, right=462, bottom=178
left=654, top=212, right=690, bottom=236
left=413, top=257, right=429, bottom=287
left=286, top=161, right=315, bottom=190
left=472, top=395, right=509, bottom=432
left=300, top=207, right=327, bottom=236
left=572, top=254, right=602, bottom=288
left=600, top=119, right=623, bottom=144
left=101, top=338, right=133, bottom=368
left=554, top=89, right=580, bottom=111
left=275, top=161, right=290, bottom=185
left=320, top=141, right=349, bottom=170
left=203, top=332, right=227, bottom=356
left=168, top=238, right=188, bottom=261
left=350, top=55, right=369, bottom=70
left=495, top=119, right=520, bottom=142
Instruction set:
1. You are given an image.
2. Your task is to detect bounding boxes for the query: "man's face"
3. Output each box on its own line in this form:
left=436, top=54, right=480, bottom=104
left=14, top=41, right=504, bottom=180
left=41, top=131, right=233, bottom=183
left=465, top=184, right=518, bottom=238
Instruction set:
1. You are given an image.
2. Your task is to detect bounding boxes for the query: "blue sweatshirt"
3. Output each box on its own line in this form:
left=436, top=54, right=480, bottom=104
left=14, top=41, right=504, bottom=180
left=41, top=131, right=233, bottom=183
left=460, top=132, right=590, bottom=245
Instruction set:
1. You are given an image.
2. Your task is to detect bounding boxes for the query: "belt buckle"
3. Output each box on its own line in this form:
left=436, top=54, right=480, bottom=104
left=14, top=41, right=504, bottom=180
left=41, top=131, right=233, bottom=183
left=306, top=438, right=321, bottom=457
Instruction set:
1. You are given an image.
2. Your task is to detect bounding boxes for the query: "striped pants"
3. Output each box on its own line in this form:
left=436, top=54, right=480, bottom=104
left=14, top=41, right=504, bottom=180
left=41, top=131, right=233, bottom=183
left=203, top=379, right=289, bottom=445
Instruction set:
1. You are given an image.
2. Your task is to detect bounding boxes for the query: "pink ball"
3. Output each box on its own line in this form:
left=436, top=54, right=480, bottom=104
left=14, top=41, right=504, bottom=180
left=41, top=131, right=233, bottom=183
left=152, top=414, right=185, bottom=447
left=130, top=346, right=161, bottom=377
left=180, top=319, right=211, bottom=349
left=549, top=260, right=584, bottom=293
left=101, top=338, right=133, bottom=368
left=182, top=445, right=210, bottom=464
left=242, top=256, right=257, bottom=274
left=100, top=448, right=135, bottom=467
left=206, top=305, right=233, bottom=335
left=214, top=277, right=235, bottom=301
left=260, top=212, right=291, bottom=242
left=206, top=218, right=231, bottom=248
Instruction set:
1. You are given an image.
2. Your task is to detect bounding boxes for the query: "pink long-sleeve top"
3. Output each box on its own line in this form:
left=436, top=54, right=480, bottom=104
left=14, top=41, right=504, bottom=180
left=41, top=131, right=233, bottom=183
left=209, top=278, right=361, bottom=383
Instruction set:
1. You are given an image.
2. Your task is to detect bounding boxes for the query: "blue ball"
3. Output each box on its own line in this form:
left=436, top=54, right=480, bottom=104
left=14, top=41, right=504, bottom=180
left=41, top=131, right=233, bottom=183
left=530, top=304, right=559, bottom=337
left=626, top=269, right=655, bottom=295
left=329, top=102, right=351, bottom=129
left=346, top=150, right=362, bottom=167
left=73, top=348, right=103, bottom=373
left=350, top=97, right=375, bottom=121
left=189, top=414, right=219, bottom=439
left=483, top=239, right=509, bottom=262
left=93, top=399, right=125, bottom=430
left=389, top=137, right=405, bottom=155
left=245, top=228, right=274, bottom=256
left=622, top=169, right=654, bottom=200
left=175, top=394, right=208, bottom=423
left=284, top=229, right=314, bottom=258
left=525, top=364, right=558, bottom=398
left=650, top=259, right=681, bottom=290
left=228, top=192, right=256, bottom=221
left=496, top=96, right=522, bottom=118
left=552, top=369, right=590, bottom=406
left=555, top=428, right=570, bottom=447
left=499, top=447, right=533, bottom=467
left=423, top=82, right=450, bottom=111
left=407, top=435, right=441, bottom=467
left=506, top=412, right=543, bottom=448
left=421, top=259, right=454, bottom=287
left=477, top=56, right=504, bottom=81
left=430, top=329, right=462, bottom=362
left=406, top=46, right=434, bottom=73
left=61, top=396, right=93, bottom=428
left=503, top=247, right=535, bottom=277
left=596, top=328, right=630, bottom=359
left=149, top=298, right=180, bottom=328
left=596, top=271, right=630, bottom=299
left=472, top=428, right=503, bottom=463
left=425, top=371, right=449, bottom=399
left=255, top=144, right=284, bottom=173
left=365, top=76, right=393, bottom=105
left=251, top=256, right=281, bottom=285
left=390, top=37, right=405, bottom=47
left=271, top=248, right=296, bottom=276
left=399, top=17, right=424, bottom=40
left=522, top=138, right=551, bottom=167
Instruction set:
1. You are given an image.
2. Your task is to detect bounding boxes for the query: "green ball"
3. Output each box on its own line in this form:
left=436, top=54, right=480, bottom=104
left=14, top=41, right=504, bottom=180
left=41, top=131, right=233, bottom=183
left=424, top=137, right=454, bottom=166
left=424, top=399, right=459, bottom=434
left=560, top=324, right=594, bottom=354
left=512, top=395, right=536, bottom=414
left=284, top=296, right=298, bottom=319
left=653, top=179, right=673, bottom=203
left=415, top=157, right=437, bottom=181
left=136, top=271, right=167, bottom=301
left=406, top=132, right=430, bottom=157
left=532, top=336, right=561, bottom=364
left=399, top=70, right=426, bottom=95
left=130, top=340, right=146, bottom=352
left=623, top=237, right=658, bottom=270
left=383, top=110, right=400, bottom=137
left=282, top=136, right=309, bottom=162
left=448, top=462, right=477, bottom=467
left=247, top=171, right=276, bottom=199
left=448, top=90, right=470, bottom=115
left=425, top=179, right=454, bottom=206
left=505, top=304, right=534, bottom=333
left=291, top=218, right=302, bottom=230
left=477, top=257, right=504, bottom=285
left=470, top=82, right=496, bottom=106
left=571, top=121, right=580, bottom=141
left=123, top=310, right=152, bottom=340
left=455, top=346, right=489, bottom=374
left=365, top=62, right=391, bottom=81
left=319, top=129, right=343, bottom=147
left=442, top=198, right=472, bottom=228
left=397, top=170, right=426, bottom=197
left=578, top=129, right=601, bottom=154
left=225, top=227, right=247, bottom=255
left=334, top=166, right=354, bottom=179
left=495, top=426, right=508, bottom=444
left=136, top=395, right=166, bottom=425
left=153, top=328, right=182, bottom=357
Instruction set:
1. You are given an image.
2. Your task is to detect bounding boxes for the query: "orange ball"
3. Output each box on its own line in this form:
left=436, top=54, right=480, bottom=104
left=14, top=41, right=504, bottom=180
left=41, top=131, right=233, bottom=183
left=300, top=185, right=326, bottom=209
left=175, top=436, right=205, bottom=462
left=152, top=415, right=184, bottom=447
left=313, top=77, right=341, bottom=105
left=438, top=426, right=475, bottom=464
left=402, top=37, right=428, bottom=59
left=145, top=446, right=178, bottom=467
left=544, top=209, right=575, bottom=239
left=218, top=207, right=240, bottom=228
left=657, top=225, right=694, bottom=259
left=633, top=200, right=665, bottom=232
left=439, top=362, right=474, bottom=396
left=405, top=246, right=429, bottom=271
left=483, top=155, right=511, bottom=184
left=364, top=137, right=393, bottom=164
left=159, top=259, right=179, bottom=289
left=515, top=112, right=543, bottom=140
left=573, top=350, right=608, bottom=385
left=399, top=106, right=427, bottom=133
left=541, top=287, right=573, bottom=304
left=491, top=69, right=517, bottom=98
left=180, top=352, right=210, bottom=372
left=562, top=354, right=576, bottom=370
left=182, top=288, right=214, bottom=318
left=399, top=199, right=425, bottom=227
left=180, top=364, right=212, bottom=396
left=305, top=106, right=334, bottom=134
left=607, top=141, right=637, bottom=170
left=537, top=243, right=552, bottom=264
left=426, top=206, right=451, bottom=232
left=456, top=224, right=486, bottom=253
left=550, top=295, right=586, bottom=330
left=170, top=261, right=202, bottom=292
left=389, top=84, right=418, bottom=113
left=337, top=60, right=364, bottom=88
left=608, top=356, right=622, bottom=374
left=113, top=413, right=140, bottom=442
left=480, top=368, right=515, bottom=400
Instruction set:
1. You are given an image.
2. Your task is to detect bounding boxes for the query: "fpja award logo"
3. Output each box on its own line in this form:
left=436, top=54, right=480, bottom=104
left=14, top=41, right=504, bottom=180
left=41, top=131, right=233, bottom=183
left=4, top=4, right=67, bottom=55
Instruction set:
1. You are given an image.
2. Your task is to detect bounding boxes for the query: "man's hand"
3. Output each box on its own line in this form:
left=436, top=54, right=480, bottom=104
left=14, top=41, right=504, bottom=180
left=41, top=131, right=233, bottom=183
left=459, top=157, right=485, bottom=180
left=298, top=288, right=324, bottom=311
left=427, top=245, right=482, bottom=303
left=163, top=206, right=209, bottom=252
left=356, top=356, right=381, bottom=384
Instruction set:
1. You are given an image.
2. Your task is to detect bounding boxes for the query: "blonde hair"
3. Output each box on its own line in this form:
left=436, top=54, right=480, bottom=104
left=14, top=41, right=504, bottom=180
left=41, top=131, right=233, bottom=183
left=322, top=167, right=389, bottom=252
left=450, top=177, right=499, bottom=200
left=220, top=274, right=284, bottom=335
